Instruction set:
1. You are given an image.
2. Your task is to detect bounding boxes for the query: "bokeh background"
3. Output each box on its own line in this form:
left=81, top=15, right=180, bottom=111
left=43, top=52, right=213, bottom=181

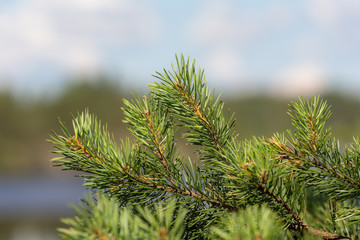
left=1, top=0, right=360, bottom=239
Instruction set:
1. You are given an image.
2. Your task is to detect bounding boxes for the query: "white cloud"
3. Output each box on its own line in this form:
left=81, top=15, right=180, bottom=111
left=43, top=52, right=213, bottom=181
left=203, top=47, right=245, bottom=83
left=305, top=0, right=360, bottom=49
left=0, top=0, right=160, bottom=76
left=307, top=0, right=360, bottom=27
left=300, top=0, right=360, bottom=80
left=187, top=1, right=292, bottom=48
left=272, top=62, right=328, bottom=97
left=185, top=1, right=293, bottom=90
left=187, top=2, right=253, bottom=46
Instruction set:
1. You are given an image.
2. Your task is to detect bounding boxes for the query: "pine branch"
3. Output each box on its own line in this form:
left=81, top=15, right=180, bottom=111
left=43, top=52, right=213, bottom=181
left=256, top=182, right=350, bottom=239
left=149, top=54, right=236, bottom=165
left=121, top=92, right=235, bottom=211
left=209, top=205, right=288, bottom=239
left=267, top=97, right=360, bottom=201
left=50, top=55, right=360, bottom=239
left=58, top=193, right=188, bottom=240
left=51, top=104, right=236, bottom=238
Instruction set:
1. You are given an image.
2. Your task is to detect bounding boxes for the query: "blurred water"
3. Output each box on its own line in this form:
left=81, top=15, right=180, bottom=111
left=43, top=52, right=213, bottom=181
left=0, top=175, right=87, bottom=240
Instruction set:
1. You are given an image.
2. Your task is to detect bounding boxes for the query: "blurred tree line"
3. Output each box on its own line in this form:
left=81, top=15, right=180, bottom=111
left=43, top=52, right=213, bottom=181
left=1, top=78, right=360, bottom=174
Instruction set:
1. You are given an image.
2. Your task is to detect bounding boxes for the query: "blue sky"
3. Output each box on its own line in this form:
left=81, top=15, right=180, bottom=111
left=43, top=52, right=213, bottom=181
left=1, top=0, right=360, bottom=98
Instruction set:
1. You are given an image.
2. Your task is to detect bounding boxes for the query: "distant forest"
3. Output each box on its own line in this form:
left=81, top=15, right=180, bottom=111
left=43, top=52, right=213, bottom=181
left=1, top=79, right=360, bottom=174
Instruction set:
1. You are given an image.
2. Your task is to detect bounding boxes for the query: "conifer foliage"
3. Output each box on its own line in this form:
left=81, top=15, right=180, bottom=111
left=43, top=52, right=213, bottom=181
left=50, top=55, right=360, bottom=239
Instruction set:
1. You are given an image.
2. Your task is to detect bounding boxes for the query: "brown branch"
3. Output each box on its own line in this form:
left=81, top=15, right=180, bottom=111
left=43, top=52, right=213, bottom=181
left=307, top=227, right=351, bottom=240
left=67, top=137, right=104, bottom=164
left=255, top=183, right=306, bottom=230
left=173, top=81, right=223, bottom=152
left=206, top=182, right=227, bottom=203
left=143, top=109, right=169, bottom=170
left=268, top=138, right=359, bottom=188
left=115, top=169, right=237, bottom=211
left=309, top=155, right=358, bottom=187
left=255, top=183, right=350, bottom=239
left=159, top=227, right=168, bottom=240
left=138, top=177, right=237, bottom=211
left=308, top=116, right=318, bottom=151
left=93, top=228, right=114, bottom=240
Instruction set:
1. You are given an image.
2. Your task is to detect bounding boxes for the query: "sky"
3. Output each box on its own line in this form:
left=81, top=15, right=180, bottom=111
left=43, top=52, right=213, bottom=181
left=0, top=0, right=360, bottom=98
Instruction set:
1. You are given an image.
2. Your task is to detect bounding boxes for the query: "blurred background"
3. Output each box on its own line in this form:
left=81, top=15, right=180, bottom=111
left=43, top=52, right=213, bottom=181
left=1, top=0, right=360, bottom=239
